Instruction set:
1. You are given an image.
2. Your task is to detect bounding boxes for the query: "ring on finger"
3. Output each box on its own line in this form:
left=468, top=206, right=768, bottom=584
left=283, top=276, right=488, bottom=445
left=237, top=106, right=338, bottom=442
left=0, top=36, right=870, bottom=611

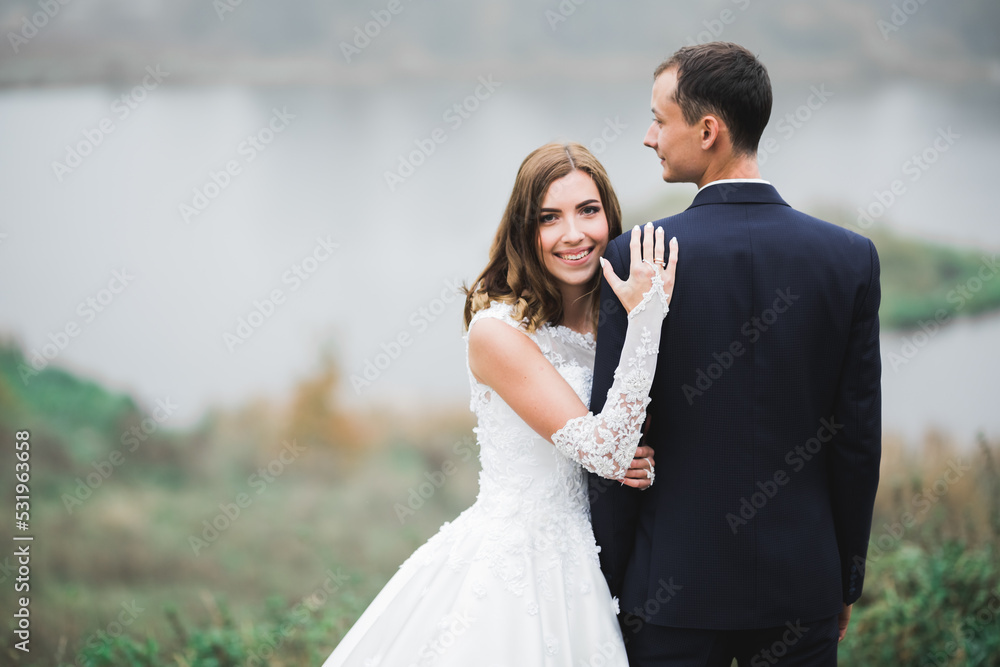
left=643, top=457, right=655, bottom=485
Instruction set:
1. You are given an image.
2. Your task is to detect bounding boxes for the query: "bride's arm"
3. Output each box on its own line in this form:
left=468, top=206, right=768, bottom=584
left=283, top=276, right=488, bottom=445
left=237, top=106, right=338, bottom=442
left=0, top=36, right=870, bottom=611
left=468, top=225, right=677, bottom=484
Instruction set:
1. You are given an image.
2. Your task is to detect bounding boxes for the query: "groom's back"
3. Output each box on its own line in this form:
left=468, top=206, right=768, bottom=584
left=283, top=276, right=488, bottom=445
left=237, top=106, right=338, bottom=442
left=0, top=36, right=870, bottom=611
left=593, top=182, right=880, bottom=630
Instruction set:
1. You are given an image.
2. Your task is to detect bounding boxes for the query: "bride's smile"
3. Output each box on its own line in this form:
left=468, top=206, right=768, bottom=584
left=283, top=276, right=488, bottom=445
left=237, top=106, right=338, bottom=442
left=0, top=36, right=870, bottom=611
left=555, top=246, right=593, bottom=263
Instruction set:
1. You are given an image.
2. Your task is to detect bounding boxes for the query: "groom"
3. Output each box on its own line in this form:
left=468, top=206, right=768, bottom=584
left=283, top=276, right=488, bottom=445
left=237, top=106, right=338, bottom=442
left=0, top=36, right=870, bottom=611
left=590, top=42, right=881, bottom=665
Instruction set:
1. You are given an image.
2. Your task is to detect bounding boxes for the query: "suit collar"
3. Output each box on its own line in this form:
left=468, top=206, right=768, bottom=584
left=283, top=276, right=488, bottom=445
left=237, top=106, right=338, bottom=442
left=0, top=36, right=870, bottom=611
left=687, top=182, right=789, bottom=209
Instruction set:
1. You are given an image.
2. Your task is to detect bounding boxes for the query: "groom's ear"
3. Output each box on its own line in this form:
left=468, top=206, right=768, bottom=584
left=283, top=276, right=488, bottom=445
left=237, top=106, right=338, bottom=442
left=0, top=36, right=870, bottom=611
left=699, top=114, right=723, bottom=151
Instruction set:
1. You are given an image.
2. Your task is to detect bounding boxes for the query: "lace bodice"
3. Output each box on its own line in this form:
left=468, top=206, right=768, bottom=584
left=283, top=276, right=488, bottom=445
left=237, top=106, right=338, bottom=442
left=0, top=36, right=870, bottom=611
left=463, top=301, right=598, bottom=523
left=459, top=275, right=668, bottom=519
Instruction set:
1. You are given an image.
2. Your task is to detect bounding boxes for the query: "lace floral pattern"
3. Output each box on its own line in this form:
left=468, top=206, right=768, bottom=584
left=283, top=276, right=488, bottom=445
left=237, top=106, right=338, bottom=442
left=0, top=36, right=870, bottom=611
left=550, top=274, right=669, bottom=480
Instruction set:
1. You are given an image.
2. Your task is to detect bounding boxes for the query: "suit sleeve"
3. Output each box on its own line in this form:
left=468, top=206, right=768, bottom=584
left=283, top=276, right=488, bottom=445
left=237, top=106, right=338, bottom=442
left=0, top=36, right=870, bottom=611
left=829, top=238, right=882, bottom=605
left=588, top=236, right=643, bottom=598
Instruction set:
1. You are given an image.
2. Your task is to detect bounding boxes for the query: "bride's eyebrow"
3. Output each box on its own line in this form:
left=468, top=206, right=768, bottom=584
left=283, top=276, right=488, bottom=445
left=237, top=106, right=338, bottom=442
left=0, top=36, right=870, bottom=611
left=539, top=199, right=599, bottom=214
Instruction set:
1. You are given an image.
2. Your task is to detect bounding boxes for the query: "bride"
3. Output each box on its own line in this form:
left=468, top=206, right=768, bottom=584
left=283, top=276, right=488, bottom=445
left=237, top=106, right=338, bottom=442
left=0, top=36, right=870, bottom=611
left=321, top=142, right=678, bottom=666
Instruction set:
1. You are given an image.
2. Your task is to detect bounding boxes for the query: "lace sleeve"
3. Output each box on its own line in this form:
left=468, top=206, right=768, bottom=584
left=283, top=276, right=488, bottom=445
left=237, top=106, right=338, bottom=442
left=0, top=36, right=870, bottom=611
left=550, top=274, right=669, bottom=480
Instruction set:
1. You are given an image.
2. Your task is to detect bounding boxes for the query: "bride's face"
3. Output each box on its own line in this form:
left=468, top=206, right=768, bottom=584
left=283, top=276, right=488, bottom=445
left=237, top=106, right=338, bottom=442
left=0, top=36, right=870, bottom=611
left=536, top=169, right=610, bottom=291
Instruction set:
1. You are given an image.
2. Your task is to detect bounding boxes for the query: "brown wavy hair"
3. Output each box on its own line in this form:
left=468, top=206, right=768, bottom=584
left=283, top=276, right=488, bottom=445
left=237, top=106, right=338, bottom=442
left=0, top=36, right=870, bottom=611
left=462, top=142, right=623, bottom=333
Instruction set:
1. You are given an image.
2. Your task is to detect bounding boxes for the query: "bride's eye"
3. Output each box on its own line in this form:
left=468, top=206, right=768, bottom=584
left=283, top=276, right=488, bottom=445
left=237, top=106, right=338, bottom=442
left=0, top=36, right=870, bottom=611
left=540, top=213, right=558, bottom=224
left=581, top=205, right=601, bottom=216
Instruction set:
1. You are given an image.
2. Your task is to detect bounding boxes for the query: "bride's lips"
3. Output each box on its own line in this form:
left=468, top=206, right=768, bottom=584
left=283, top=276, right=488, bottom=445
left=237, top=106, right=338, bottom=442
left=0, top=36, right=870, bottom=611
left=554, top=247, right=594, bottom=265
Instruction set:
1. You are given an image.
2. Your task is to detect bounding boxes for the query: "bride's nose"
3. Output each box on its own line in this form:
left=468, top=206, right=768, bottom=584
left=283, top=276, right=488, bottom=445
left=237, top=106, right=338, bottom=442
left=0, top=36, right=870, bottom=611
left=563, top=217, right=587, bottom=243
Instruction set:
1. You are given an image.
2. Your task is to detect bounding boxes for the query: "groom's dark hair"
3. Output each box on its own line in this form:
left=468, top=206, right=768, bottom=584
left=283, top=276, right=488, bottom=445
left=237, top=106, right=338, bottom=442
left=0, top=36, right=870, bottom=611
left=655, top=42, right=771, bottom=156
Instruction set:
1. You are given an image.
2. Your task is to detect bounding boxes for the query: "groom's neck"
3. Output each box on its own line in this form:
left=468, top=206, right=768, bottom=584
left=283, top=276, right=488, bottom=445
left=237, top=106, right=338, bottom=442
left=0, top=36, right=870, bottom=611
left=695, top=153, right=762, bottom=190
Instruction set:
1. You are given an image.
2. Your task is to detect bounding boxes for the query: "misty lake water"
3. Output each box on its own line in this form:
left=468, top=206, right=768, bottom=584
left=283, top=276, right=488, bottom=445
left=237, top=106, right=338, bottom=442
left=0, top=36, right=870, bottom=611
left=1, top=80, right=997, bottom=446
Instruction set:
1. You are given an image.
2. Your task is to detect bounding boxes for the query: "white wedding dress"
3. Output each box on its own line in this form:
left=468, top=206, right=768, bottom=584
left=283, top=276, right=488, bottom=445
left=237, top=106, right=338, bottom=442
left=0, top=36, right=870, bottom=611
left=321, top=277, right=669, bottom=667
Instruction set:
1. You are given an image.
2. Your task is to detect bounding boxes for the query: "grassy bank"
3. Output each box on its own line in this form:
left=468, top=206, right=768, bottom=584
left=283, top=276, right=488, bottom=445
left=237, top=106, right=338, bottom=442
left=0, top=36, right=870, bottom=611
left=2, top=427, right=996, bottom=666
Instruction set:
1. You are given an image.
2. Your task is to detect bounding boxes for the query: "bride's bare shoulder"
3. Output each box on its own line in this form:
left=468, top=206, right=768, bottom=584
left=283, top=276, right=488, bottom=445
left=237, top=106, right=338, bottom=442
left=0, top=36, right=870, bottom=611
left=467, top=311, right=543, bottom=385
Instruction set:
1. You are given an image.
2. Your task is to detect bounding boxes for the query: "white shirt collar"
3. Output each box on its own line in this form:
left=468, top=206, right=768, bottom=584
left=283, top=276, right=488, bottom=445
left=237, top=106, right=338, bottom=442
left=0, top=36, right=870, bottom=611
left=697, top=178, right=771, bottom=194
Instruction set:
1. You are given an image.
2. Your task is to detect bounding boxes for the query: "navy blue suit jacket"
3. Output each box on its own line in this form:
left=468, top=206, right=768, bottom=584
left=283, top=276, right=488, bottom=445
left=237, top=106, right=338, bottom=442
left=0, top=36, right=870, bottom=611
left=589, top=182, right=881, bottom=630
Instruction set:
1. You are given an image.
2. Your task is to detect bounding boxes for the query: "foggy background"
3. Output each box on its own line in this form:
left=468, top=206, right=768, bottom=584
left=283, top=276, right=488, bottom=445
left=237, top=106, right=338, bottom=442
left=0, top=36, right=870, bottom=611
left=1, top=1, right=999, bottom=665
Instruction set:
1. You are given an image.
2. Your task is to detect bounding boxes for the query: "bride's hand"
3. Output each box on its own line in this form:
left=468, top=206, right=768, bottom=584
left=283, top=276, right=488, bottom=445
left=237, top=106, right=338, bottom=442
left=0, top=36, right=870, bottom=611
left=600, top=222, right=678, bottom=314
